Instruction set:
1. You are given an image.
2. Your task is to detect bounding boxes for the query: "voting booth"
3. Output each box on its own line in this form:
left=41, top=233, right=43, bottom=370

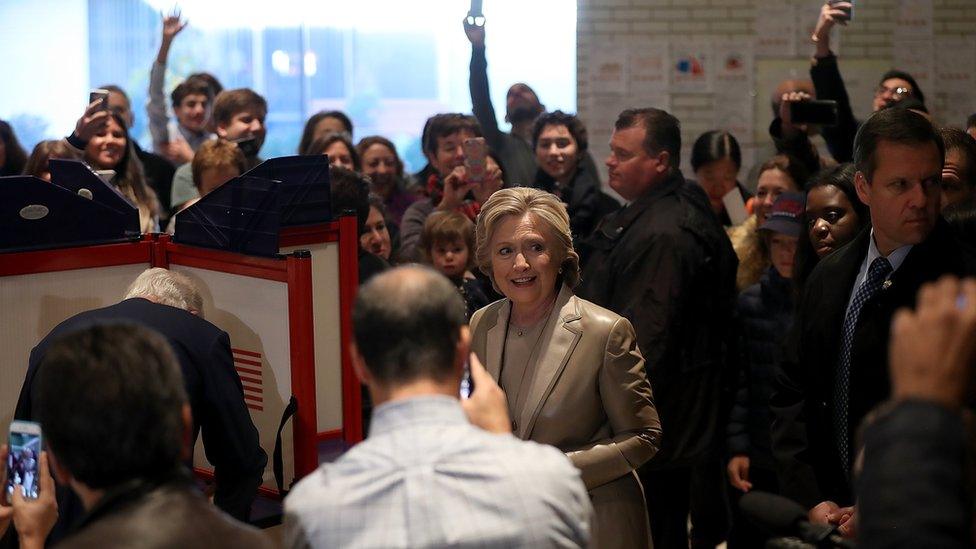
left=0, top=156, right=360, bottom=499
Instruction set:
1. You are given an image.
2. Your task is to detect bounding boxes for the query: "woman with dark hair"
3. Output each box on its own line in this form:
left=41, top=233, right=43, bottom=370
left=532, top=110, right=618, bottom=242
left=298, top=110, right=354, bottom=154
left=356, top=135, right=419, bottom=226
left=83, top=112, right=161, bottom=233
left=23, top=140, right=82, bottom=181
left=304, top=132, right=359, bottom=172
left=728, top=154, right=809, bottom=291
left=793, top=163, right=868, bottom=292
left=691, top=130, right=752, bottom=226
left=0, top=119, right=28, bottom=176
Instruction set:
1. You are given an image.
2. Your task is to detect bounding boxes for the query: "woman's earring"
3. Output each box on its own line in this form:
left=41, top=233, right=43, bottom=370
left=558, top=267, right=564, bottom=274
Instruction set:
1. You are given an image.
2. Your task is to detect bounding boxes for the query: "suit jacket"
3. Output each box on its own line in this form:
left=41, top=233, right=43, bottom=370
left=470, top=285, right=661, bottom=549
left=771, top=220, right=976, bottom=508
left=14, top=298, right=267, bottom=522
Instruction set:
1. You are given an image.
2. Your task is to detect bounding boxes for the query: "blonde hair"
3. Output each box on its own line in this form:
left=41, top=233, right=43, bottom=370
left=475, top=187, right=580, bottom=291
left=124, top=268, right=204, bottom=317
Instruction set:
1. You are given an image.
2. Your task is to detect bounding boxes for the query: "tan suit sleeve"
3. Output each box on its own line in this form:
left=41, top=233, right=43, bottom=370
left=568, top=316, right=662, bottom=490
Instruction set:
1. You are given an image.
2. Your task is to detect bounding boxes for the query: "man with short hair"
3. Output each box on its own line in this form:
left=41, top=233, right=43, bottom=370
left=147, top=11, right=217, bottom=166
left=284, top=266, right=592, bottom=549
left=577, top=108, right=738, bottom=549
left=399, top=113, right=502, bottom=261
left=169, top=88, right=268, bottom=209
left=938, top=127, right=976, bottom=210
left=770, top=108, right=976, bottom=532
left=22, top=323, right=270, bottom=548
left=15, top=268, right=266, bottom=528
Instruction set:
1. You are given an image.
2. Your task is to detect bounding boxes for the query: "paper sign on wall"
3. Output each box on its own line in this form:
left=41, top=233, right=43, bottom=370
left=671, top=40, right=713, bottom=94
left=894, top=0, right=933, bottom=38
left=935, top=37, right=976, bottom=95
left=587, top=46, right=628, bottom=96
left=755, top=5, right=797, bottom=58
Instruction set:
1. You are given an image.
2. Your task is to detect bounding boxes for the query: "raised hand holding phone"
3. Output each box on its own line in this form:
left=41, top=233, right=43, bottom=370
left=10, top=451, right=58, bottom=549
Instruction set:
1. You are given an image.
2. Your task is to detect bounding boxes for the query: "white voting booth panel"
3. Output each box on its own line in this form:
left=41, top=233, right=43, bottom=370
left=174, top=265, right=296, bottom=493
left=280, top=218, right=362, bottom=445
left=158, top=238, right=319, bottom=496
left=0, top=234, right=346, bottom=499
left=0, top=241, right=154, bottom=433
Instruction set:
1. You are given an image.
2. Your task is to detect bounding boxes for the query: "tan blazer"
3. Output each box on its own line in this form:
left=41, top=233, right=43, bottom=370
left=470, top=285, right=662, bottom=549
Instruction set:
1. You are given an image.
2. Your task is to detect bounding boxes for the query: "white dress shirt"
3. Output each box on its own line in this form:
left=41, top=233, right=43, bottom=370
left=284, top=395, right=592, bottom=549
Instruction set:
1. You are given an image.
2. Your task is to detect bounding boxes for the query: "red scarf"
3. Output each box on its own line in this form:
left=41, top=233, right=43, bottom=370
left=426, top=173, right=481, bottom=221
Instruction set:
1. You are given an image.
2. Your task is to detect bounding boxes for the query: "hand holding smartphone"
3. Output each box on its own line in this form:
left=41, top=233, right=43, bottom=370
left=789, top=99, right=839, bottom=127
left=5, top=421, right=42, bottom=503
left=463, top=137, right=488, bottom=184
left=89, top=89, right=110, bottom=112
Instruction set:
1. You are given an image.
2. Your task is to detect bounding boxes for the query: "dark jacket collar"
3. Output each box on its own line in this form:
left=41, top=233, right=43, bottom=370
left=73, top=469, right=189, bottom=532
left=596, top=170, right=684, bottom=240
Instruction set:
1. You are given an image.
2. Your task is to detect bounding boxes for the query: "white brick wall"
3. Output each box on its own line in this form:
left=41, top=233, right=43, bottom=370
left=577, top=0, right=976, bottom=180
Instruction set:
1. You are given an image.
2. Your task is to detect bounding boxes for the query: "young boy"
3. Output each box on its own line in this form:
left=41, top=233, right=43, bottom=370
left=166, top=139, right=247, bottom=233
left=420, top=210, right=490, bottom=320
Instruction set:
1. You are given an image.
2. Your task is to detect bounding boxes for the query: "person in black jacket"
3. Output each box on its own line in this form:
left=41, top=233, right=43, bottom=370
left=857, top=275, right=976, bottom=548
left=788, top=1, right=925, bottom=165
left=577, top=108, right=738, bottom=549
left=725, top=192, right=805, bottom=548
left=531, top=110, right=619, bottom=245
left=14, top=268, right=267, bottom=539
left=770, top=108, right=976, bottom=530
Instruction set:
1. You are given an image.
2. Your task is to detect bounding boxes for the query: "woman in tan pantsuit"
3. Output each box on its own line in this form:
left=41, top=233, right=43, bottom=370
left=470, top=187, right=662, bottom=549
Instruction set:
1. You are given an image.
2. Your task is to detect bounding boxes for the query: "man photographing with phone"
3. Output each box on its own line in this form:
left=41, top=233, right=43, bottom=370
left=793, top=0, right=926, bottom=164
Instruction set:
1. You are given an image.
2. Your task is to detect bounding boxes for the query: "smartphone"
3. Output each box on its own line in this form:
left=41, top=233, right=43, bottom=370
left=463, top=137, right=488, bottom=184
left=828, top=0, right=853, bottom=23
left=232, top=136, right=260, bottom=157
left=790, top=99, right=839, bottom=126
left=6, top=421, right=42, bottom=503
left=89, top=88, right=110, bottom=111
left=459, top=361, right=475, bottom=399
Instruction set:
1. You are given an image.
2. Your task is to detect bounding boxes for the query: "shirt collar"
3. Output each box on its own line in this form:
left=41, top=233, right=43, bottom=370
left=867, top=229, right=913, bottom=274
left=369, top=395, right=468, bottom=437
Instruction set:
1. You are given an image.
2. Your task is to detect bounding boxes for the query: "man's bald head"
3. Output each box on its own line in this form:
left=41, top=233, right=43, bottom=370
left=771, top=79, right=816, bottom=115
left=352, top=266, right=467, bottom=387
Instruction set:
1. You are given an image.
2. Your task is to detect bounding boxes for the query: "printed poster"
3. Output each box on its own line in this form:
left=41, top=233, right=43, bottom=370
left=894, top=0, right=933, bottom=38
left=755, top=5, right=797, bottom=58
left=587, top=46, right=628, bottom=96
left=671, top=40, right=713, bottom=94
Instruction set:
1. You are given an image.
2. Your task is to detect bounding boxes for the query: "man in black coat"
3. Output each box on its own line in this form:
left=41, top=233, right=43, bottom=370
left=857, top=275, right=976, bottom=548
left=14, top=268, right=267, bottom=527
left=577, top=108, right=738, bottom=549
left=770, top=108, right=976, bottom=528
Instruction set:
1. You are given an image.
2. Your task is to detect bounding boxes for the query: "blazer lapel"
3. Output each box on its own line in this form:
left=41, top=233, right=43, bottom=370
left=485, top=299, right=510, bottom=381
left=521, top=286, right=582, bottom=439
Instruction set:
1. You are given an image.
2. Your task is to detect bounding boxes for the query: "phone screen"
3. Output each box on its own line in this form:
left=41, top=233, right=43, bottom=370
left=89, top=89, right=109, bottom=111
left=463, top=137, right=488, bottom=184
left=790, top=100, right=839, bottom=127
left=459, top=361, right=475, bottom=399
left=6, top=426, right=42, bottom=502
left=232, top=136, right=260, bottom=157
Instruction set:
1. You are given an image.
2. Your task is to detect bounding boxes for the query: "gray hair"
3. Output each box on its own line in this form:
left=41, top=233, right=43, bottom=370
left=124, top=268, right=204, bottom=317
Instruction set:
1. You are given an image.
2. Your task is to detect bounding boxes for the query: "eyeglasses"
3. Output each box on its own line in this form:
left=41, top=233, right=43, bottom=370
left=875, top=85, right=913, bottom=98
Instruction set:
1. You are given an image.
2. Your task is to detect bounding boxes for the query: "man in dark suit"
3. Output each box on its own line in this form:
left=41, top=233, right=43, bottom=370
left=577, top=108, right=738, bottom=549
left=14, top=268, right=266, bottom=525
left=771, top=107, right=976, bottom=529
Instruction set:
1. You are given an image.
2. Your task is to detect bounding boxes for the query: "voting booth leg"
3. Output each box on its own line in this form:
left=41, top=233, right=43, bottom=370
left=287, top=251, right=318, bottom=477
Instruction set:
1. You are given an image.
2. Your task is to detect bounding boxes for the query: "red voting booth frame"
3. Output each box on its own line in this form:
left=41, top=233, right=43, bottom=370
left=0, top=217, right=361, bottom=499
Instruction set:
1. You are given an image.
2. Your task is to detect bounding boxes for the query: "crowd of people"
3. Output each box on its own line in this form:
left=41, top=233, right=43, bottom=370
left=2, top=2, right=976, bottom=548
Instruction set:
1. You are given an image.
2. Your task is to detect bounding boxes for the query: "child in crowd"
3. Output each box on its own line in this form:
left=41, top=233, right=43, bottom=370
left=166, top=139, right=247, bottom=233
left=420, top=210, right=490, bottom=320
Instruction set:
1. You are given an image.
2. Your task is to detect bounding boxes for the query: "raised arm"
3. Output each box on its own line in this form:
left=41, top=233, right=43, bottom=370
left=148, top=11, right=187, bottom=152
left=809, top=1, right=858, bottom=163
left=463, top=19, right=504, bottom=149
